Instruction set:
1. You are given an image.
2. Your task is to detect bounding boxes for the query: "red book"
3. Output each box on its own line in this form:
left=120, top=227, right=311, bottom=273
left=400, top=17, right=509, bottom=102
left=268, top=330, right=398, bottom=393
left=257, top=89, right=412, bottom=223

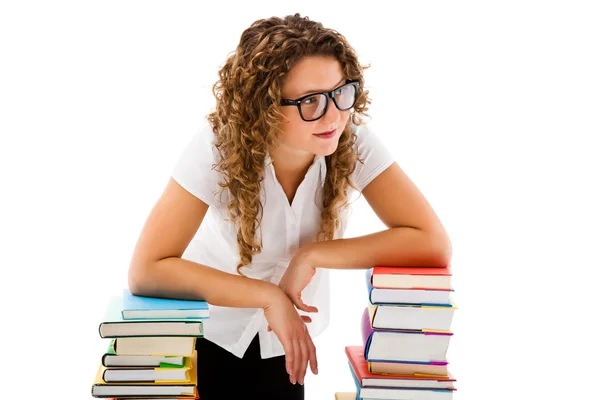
left=346, top=345, right=456, bottom=389
left=371, top=266, right=452, bottom=290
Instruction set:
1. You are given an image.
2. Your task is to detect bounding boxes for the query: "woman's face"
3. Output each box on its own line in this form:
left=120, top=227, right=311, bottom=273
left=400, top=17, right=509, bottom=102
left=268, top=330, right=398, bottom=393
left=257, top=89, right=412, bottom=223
left=277, top=55, right=352, bottom=160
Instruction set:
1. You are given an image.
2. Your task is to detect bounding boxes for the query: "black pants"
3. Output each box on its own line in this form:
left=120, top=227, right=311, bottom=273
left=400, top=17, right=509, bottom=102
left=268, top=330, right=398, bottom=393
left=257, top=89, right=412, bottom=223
left=195, top=333, right=304, bottom=399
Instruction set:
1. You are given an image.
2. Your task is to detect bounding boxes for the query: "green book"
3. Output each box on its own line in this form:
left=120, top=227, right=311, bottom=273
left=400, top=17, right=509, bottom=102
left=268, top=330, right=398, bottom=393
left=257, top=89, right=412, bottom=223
left=101, top=339, right=187, bottom=367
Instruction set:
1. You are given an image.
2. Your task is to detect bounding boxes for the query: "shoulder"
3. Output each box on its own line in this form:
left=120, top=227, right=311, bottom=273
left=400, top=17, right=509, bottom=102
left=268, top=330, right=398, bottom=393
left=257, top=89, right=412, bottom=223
left=351, top=122, right=388, bottom=151
left=349, top=122, right=395, bottom=192
left=187, top=122, right=219, bottom=159
left=171, top=122, right=223, bottom=207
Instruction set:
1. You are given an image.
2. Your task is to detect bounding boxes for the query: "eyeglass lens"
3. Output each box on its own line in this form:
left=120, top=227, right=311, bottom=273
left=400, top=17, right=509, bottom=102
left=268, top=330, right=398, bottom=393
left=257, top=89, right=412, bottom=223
left=300, top=83, right=357, bottom=121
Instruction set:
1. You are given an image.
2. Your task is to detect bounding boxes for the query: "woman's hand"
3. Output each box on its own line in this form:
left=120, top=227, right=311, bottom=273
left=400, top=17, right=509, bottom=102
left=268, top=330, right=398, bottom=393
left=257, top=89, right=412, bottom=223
left=278, top=247, right=319, bottom=313
left=262, top=285, right=318, bottom=385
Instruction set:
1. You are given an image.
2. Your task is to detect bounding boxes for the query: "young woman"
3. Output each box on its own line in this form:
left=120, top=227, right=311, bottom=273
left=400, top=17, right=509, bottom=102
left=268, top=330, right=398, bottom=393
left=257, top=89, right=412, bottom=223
left=127, top=13, right=451, bottom=400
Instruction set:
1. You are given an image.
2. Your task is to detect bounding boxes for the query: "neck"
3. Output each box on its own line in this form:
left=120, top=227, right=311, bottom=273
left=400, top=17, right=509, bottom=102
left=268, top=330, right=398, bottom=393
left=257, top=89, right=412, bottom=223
left=267, top=144, right=316, bottom=180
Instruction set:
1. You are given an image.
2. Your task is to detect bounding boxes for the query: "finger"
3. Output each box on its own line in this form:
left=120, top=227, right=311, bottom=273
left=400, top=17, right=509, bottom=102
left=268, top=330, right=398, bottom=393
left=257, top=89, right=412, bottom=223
left=295, top=298, right=319, bottom=313
left=298, top=332, right=309, bottom=385
left=292, top=338, right=301, bottom=385
left=281, top=337, right=294, bottom=377
left=300, top=316, right=312, bottom=324
left=306, top=331, right=318, bottom=375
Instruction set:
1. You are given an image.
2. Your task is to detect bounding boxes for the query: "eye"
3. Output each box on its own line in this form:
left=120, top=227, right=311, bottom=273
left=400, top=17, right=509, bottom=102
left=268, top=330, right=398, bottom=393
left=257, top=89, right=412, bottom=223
left=302, top=95, right=319, bottom=105
left=335, top=85, right=350, bottom=96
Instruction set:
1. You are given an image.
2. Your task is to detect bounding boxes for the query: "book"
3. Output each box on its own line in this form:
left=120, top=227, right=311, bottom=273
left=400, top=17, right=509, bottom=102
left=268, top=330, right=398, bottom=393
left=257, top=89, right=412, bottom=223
left=111, top=397, right=198, bottom=400
left=121, top=289, right=209, bottom=320
left=345, top=346, right=456, bottom=389
left=102, top=338, right=189, bottom=366
left=92, top=386, right=198, bottom=398
left=99, top=296, right=204, bottom=338
left=91, top=351, right=198, bottom=397
left=370, top=266, right=452, bottom=290
left=367, top=301, right=456, bottom=331
left=102, top=352, right=193, bottom=383
left=108, top=336, right=196, bottom=356
left=361, top=308, right=452, bottom=362
left=365, top=270, right=452, bottom=305
left=349, top=361, right=454, bottom=400
left=344, top=266, right=458, bottom=398
left=368, top=359, right=449, bottom=377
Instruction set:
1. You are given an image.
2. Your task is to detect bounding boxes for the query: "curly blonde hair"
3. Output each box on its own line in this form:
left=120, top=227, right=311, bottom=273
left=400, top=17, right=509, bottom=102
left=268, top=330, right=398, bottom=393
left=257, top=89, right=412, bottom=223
left=206, top=13, right=371, bottom=275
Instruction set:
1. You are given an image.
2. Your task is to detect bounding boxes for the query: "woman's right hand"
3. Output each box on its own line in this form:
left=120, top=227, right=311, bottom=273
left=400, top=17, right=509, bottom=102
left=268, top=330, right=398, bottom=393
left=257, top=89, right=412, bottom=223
left=262, top=286, right=318, bottom=385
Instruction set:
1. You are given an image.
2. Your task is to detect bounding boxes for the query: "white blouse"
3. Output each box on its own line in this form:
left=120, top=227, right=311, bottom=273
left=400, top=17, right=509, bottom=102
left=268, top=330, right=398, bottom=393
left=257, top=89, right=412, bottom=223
left=171, top=121, right=395, bottom=359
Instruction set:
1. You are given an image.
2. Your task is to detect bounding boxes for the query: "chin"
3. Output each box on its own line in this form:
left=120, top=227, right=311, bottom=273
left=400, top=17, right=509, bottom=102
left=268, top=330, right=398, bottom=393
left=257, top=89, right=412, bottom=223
left=313, top=142, right=340, bottom=157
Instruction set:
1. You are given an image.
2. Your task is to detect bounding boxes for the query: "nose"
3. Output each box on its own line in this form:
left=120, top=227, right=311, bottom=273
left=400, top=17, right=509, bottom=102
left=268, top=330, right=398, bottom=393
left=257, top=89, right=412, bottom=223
left=321, top=96, right=341, bottom=123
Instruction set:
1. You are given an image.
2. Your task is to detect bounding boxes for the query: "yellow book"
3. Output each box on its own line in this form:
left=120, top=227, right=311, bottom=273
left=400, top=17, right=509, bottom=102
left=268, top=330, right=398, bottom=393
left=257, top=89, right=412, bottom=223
left=92, top=350, right=198, bottom=397
left=335, top=392, right=356, bottom=400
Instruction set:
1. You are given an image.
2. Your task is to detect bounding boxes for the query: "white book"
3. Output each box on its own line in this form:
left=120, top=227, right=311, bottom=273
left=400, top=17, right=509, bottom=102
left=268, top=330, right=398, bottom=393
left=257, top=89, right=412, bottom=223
left=360, top=388, right=453, bottom=400
left=370, top=300, right=456, bottom=331
left=103, top=359, right=191, bottom=382
left=349, top=360, right=454, bottom=400
left=113, top=336, right=196, bottom=356
left=366, top=267, right=453, bottom=305
left=365, top=330, right=452, bottom=362
left=103, top=354, right=185, bottom=367
left=370, top=287, right=452, bottom=305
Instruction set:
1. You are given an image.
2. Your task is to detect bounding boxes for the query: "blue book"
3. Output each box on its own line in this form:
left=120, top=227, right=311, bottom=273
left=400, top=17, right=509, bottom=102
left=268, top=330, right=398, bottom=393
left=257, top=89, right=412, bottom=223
left=121, top=289, right=210, bottom=320
left=99, top=296, right=204, bottom=338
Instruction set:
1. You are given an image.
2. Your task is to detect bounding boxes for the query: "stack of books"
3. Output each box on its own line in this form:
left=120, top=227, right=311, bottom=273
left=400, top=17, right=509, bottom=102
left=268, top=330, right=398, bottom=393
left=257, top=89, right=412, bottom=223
left=335, top=265, right=458, bottom=400
left=90, top=289, right=209, bottom=399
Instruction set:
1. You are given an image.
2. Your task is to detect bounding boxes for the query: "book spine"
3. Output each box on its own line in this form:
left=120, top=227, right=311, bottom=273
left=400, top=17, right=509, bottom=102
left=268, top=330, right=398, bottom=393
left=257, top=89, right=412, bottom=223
left=365, top=269, right=376, bottom=304
left=360, top=307, right=375, bottom=360
left=347, top=361, right=363, bottom=400
left=360, top=307, right=372, bottom=344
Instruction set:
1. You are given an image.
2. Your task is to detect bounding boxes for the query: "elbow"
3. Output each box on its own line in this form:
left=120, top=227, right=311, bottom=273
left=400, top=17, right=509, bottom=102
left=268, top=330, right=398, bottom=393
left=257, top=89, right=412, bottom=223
left=424, top=228, right=452, bottom=268
left=435, top=233, right=453, bottom=268
left=128, top=260, right=153, bottom=296
left=128, top=269, right=144, bottom=296
left=128, top=275, right=143, bottom=296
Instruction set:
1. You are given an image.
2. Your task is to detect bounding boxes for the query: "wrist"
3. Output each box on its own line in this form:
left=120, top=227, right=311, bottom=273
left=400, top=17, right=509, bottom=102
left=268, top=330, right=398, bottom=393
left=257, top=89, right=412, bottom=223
left=298, top=242, right=319, bottom=268
left=259, top=280, right=286, bottom=310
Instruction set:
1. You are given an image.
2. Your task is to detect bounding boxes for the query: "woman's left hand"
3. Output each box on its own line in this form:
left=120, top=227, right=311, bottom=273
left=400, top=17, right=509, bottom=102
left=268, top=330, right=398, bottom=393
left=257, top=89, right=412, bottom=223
left=278, top=247, right=319, bottom=314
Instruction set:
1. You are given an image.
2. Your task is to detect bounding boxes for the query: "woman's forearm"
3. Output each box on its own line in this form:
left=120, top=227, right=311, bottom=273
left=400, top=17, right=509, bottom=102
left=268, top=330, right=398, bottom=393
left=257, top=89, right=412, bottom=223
left=128, top=256, right=280, bottom=309
left=304, top=227, right=452, bottom=270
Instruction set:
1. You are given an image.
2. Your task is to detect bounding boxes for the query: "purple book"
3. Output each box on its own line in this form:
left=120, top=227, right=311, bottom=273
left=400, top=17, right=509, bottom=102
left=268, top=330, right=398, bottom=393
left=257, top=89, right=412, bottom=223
left=361, top=306, right=452, bottom=364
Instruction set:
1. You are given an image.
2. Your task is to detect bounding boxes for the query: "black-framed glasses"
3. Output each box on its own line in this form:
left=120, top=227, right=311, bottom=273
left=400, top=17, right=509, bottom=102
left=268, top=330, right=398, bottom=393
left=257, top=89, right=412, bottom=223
left=280, top=80, right=359, bottom=122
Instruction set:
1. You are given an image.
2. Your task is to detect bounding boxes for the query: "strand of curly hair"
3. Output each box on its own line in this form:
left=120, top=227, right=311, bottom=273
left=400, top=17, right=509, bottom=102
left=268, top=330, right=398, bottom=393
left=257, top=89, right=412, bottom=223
left=206, top=13, right=372, bottom=276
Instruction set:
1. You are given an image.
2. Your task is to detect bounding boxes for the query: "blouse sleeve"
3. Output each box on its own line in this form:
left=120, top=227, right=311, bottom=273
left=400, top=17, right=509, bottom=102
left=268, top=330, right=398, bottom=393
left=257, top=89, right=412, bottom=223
left=350, top=123, right=396, bottom=192
left=170, top=123, right=221, bottom=207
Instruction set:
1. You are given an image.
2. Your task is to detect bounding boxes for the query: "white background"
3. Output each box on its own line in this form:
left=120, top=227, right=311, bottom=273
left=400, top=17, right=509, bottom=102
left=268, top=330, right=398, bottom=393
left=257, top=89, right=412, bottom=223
left=1, top=1, right=599, bottom=399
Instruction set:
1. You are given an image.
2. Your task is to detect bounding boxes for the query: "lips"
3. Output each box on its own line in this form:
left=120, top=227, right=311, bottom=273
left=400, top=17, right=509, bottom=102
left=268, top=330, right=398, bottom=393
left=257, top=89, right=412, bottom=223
left=314, top=129, right=336, bottom=135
